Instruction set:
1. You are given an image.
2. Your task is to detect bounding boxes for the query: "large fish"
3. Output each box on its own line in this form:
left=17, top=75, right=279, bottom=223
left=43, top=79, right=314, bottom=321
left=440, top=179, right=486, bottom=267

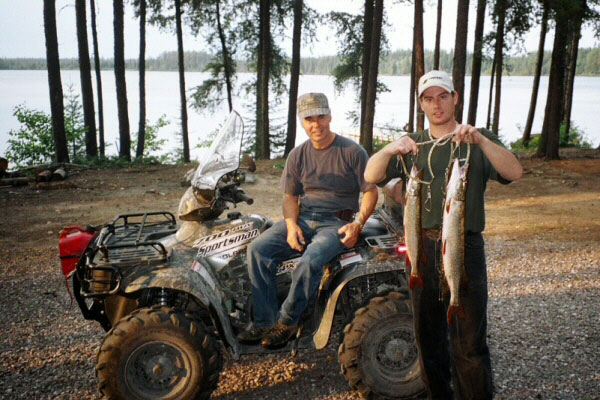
left=404, top=165, right=424, bottom=290
left=442, top=159, right=469, bottom=324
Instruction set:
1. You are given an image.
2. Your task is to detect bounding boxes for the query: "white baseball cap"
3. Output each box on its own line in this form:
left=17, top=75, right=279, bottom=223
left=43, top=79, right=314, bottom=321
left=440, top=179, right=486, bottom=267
left=418, top=70, right=454, bottom=97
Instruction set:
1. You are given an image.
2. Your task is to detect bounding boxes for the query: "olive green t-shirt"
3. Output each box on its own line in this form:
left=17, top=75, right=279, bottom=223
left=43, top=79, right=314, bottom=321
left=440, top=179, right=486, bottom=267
left=383, top=128, right=511, bottom=232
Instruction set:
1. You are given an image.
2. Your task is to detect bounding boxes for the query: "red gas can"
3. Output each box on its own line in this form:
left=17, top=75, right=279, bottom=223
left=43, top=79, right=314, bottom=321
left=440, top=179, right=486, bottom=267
left=59, top=226, right=96, bottom=278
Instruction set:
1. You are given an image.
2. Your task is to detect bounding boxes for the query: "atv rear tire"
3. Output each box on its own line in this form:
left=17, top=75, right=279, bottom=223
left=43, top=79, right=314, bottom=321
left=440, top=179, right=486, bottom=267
left=338, top=292, right=424, bottom=399
left=96, top=306, right=222, bottom=400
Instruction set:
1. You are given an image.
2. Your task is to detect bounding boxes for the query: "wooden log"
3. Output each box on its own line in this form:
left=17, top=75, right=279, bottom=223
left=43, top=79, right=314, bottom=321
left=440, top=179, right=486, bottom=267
left=0, top=177, right=30, bottom=186
left=52, top=167, right=67, bottom=181
left=36, top=170, right=52, bottom=182
left=37, top=181, right=78, bottom=190
left=0, top=157, right=7, bottom=176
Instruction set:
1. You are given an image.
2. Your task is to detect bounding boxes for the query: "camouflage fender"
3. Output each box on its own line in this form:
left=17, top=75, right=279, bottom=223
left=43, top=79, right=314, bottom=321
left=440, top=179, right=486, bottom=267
left=121, top=259, right=241, bottom=360
left=313, top=252, right=406, bottom=350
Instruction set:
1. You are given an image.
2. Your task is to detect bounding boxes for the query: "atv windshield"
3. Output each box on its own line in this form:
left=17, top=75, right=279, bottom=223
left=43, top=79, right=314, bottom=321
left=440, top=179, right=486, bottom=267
left=192, top=111, right=244, bottom=190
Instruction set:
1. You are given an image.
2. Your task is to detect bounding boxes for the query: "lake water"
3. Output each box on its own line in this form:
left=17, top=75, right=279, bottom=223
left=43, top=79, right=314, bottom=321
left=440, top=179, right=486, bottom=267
left=1, top=70, right=598, bottom=160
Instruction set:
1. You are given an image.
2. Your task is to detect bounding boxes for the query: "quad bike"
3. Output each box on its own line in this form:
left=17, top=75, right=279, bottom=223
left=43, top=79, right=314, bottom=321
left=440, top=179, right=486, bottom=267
left=59, top=111, right=425, bottom=399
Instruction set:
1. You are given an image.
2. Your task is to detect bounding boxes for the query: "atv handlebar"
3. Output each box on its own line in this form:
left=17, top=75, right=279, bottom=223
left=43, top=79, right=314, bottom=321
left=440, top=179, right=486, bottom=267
left=233, top=189, right=253, bottom=205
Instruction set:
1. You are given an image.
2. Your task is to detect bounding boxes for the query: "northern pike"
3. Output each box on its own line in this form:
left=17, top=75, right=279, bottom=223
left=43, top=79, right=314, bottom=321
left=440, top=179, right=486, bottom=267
left=442, top=159, right=469, bottom=324
left=404, top=165, right=424, bottom=290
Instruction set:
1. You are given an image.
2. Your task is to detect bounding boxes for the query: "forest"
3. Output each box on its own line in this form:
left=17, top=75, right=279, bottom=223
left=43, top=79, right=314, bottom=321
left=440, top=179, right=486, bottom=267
left=2, top=47, right=600, bottom=75
left=5, top=0, right=600, bottom=170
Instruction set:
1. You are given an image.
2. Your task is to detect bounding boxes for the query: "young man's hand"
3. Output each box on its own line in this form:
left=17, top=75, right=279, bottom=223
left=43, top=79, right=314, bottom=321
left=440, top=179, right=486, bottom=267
left=385, top=135, right=419, bottom=156
left=453, top=124, right=485, bottom=145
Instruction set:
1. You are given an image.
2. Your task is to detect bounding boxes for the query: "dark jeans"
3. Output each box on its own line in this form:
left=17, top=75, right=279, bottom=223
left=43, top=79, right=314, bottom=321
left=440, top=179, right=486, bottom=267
left=247, top=212, right=347, bottom=328
left=407, top=231, right=493, bottom=400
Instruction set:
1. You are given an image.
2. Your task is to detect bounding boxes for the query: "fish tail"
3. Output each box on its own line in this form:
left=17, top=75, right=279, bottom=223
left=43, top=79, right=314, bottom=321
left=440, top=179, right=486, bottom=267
left=410, top=274, right=424, bottom=290
left=447, top=304, right=466, bottom=325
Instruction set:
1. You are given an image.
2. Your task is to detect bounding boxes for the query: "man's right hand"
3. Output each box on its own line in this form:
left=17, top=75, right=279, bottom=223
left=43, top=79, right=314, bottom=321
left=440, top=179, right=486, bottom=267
left=286, top=219, right=306, bottom=252
left=384, top=135, right=419, bottom=156
left=365, top=135, right=418, bottom=184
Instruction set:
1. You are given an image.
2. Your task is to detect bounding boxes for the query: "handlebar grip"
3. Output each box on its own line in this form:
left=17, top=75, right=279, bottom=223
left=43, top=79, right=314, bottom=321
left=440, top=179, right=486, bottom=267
left=234, top=190, right=254, bottom=205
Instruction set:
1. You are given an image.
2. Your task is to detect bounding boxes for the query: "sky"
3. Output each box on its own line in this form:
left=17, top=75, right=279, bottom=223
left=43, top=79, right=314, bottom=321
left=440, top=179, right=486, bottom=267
left=0, top=0, right=598, bottom=60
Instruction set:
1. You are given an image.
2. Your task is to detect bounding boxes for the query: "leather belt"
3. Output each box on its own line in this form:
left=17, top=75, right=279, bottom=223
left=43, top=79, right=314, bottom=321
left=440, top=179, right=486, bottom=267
left=334, top=209, right=355, bottom=222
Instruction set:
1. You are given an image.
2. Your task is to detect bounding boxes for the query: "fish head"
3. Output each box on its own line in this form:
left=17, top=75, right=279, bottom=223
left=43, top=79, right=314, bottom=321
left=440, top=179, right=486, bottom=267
left=447, top=159, right=468, bottom=201
left=406, top=165, right=423, bottom=196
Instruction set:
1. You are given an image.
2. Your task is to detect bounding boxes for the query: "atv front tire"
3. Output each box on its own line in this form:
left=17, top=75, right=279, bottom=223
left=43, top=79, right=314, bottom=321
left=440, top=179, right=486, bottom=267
left=96, top=306, right=221, bottom=400
left=338, top=292, right=424, bottom=399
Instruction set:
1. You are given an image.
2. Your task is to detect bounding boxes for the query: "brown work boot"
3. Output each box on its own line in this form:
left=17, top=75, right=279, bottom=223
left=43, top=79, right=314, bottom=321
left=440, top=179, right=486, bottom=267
left=261, top=322, right=298, bottom=348
left=237, top=324, right=270, bottom=343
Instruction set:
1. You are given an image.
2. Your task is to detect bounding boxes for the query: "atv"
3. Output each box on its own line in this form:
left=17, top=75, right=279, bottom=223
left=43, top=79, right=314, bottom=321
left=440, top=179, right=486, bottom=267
left=59, top=111, right=424, bottom=399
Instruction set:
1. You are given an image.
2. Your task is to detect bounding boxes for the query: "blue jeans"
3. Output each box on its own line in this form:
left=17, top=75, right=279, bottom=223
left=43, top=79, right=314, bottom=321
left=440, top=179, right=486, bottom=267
left=247, top=212, right=348, bottom=328
left=407, top=231, right=493, bottom=400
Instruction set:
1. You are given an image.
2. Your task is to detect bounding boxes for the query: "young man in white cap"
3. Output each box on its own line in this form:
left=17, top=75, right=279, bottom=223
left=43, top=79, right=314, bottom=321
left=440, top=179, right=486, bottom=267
left=239, top=92, right=378, bottom=348
left=365, top=70, right=522, bottom=399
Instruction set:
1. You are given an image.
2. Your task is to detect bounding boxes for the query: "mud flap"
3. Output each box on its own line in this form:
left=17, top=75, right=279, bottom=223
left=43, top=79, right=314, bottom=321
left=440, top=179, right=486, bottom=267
left=313, top=261, right=406, bottom=350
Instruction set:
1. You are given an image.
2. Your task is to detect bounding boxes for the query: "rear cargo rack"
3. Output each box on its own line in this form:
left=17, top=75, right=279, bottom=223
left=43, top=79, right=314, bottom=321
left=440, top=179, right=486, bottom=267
left=365, top=235, right=399, bottom=249
left=81, top=211, right=178, bottom=297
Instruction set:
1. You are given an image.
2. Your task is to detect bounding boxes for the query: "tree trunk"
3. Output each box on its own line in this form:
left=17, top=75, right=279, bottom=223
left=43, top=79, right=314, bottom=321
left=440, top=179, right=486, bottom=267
left=434, top=0, right=442, bottom=70
left=563, top=16, right=581, bottom=140
left=467, top=0, right=486, bottom=126
left=284, top=0, right=303, bottom=157
left=75, top=0, right=97, bottom=158
left=408, top=27, right=416, bottom=133
left=492, top=0, right=506, bottom=136
left=256, top=0, right=271, bottom=159
left=537, top=9, right=569, bottom=159
left=113, top=0, right=130, bottom=160
left=414, top=0, right=425, bottom=132
left=360, top=0, right=374, bottom=143
left=175, top=0, right=190, bottom=162
left=361, top=0, right=383, bottom=155
left=44, top=0, right=69, bottom=163
left=216, top=0, right=234, bottom=112
left=452, top=0, right=469, bottom=123
left=522, top=0, right=548, bottom=145
left=136, top=0, right=146, bottom=159
left=486, top=51, right=496, bottom=130
left=89, top=0, right=105, bottom=156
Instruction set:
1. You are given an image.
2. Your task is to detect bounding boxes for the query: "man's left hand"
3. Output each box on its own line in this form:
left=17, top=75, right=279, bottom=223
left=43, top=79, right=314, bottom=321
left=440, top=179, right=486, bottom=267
left=453, top=124, right=485, bottom=145
left=338, top=222, right=361, bottom=248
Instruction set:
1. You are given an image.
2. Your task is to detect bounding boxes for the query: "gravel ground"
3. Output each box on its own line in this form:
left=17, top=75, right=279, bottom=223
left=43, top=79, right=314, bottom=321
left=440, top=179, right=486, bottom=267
left=1, top=158, right=599, bottom=399
left=1, top=233, right=598, bottom=399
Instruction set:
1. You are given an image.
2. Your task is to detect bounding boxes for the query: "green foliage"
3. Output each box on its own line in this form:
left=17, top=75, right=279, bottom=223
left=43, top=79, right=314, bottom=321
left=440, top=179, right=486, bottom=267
left=5, top=105, right=56, bottom=168
left=5, top=96, right=180, bottom=168
left=559, top=122, right=592, bottom=148
left=63, top=86, right=88, bottom=161
left=372, top=136, right=390, bottom=153
left=510, top=122, right=592, bottom=151
left=3, top=47, right=600, bottom=75
left=6, top=87, right=87, bottom=168
left=509, top=134, right=540, bottom=152
left=131, top=115, right=173, bottom=163
left=187, top=0, right=238, bottom=112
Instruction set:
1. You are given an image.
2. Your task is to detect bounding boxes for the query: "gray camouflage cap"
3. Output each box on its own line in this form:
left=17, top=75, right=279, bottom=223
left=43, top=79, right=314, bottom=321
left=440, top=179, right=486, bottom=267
left=297, top=92, right=331, bottom=119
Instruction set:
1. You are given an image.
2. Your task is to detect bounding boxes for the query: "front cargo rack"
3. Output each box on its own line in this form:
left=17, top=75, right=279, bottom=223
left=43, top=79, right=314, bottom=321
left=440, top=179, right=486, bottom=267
left=80, top=211, right=178, bottom=297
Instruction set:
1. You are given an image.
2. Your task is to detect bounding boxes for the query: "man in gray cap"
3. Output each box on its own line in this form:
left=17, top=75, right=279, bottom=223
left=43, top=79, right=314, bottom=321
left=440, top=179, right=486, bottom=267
left=365, top=70, right=522, bottom=399
left=238, top=92, right=378, bottom=348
